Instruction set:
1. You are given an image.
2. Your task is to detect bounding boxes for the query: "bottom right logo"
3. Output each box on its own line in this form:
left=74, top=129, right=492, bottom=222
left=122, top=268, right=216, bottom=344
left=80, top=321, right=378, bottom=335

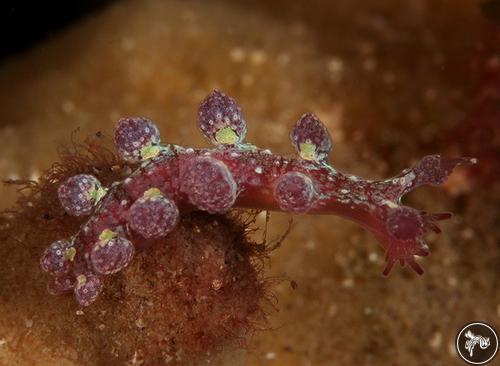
left=456, top=322, right=498, bottom=365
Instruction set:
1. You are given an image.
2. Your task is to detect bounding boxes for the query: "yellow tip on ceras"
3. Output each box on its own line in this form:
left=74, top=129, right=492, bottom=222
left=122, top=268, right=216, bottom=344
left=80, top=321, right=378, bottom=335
left=64, top=247, right=77, bottom=262
left=140, top=144, right=161, bottom=160
left=143, top=187, right=162, bottom=199
left=215, top=127, right=239, bottom=144
left=87, top=185, right=107, bottom=203
left=98, top=228, right=117, bottom=242
left=76, top=274, right=87, bottom=287
left=299, top=142, right=317, bottom=161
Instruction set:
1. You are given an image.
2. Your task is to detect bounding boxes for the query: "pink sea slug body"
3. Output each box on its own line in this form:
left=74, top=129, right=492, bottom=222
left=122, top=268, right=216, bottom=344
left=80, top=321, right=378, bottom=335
left=40, top=90, right=476, bottom=306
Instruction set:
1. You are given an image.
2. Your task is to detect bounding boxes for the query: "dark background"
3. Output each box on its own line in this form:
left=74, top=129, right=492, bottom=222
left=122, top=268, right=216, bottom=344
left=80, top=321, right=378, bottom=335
left=0, top=1, right=113, bottom=59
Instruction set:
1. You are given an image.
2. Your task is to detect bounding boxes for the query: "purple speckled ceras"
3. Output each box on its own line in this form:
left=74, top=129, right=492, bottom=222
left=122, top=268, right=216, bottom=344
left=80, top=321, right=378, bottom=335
left=40, top=90, right=476, bottom=307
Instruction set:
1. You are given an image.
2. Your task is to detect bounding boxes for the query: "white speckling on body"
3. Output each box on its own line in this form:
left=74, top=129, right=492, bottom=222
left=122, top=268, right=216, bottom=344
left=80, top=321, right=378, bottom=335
left=254, top=166, right=263, bottom=174
left=382, top=199, right=398, bottom=208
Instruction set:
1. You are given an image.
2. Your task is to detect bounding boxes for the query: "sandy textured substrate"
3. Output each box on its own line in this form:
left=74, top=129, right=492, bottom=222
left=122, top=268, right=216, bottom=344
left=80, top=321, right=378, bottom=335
left=0, top=0, right=498, bottom=365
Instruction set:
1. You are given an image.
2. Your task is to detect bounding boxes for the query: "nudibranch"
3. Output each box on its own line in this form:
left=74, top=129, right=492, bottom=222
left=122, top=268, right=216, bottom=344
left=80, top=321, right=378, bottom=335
left=40, top=90, right=476, bottom=306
